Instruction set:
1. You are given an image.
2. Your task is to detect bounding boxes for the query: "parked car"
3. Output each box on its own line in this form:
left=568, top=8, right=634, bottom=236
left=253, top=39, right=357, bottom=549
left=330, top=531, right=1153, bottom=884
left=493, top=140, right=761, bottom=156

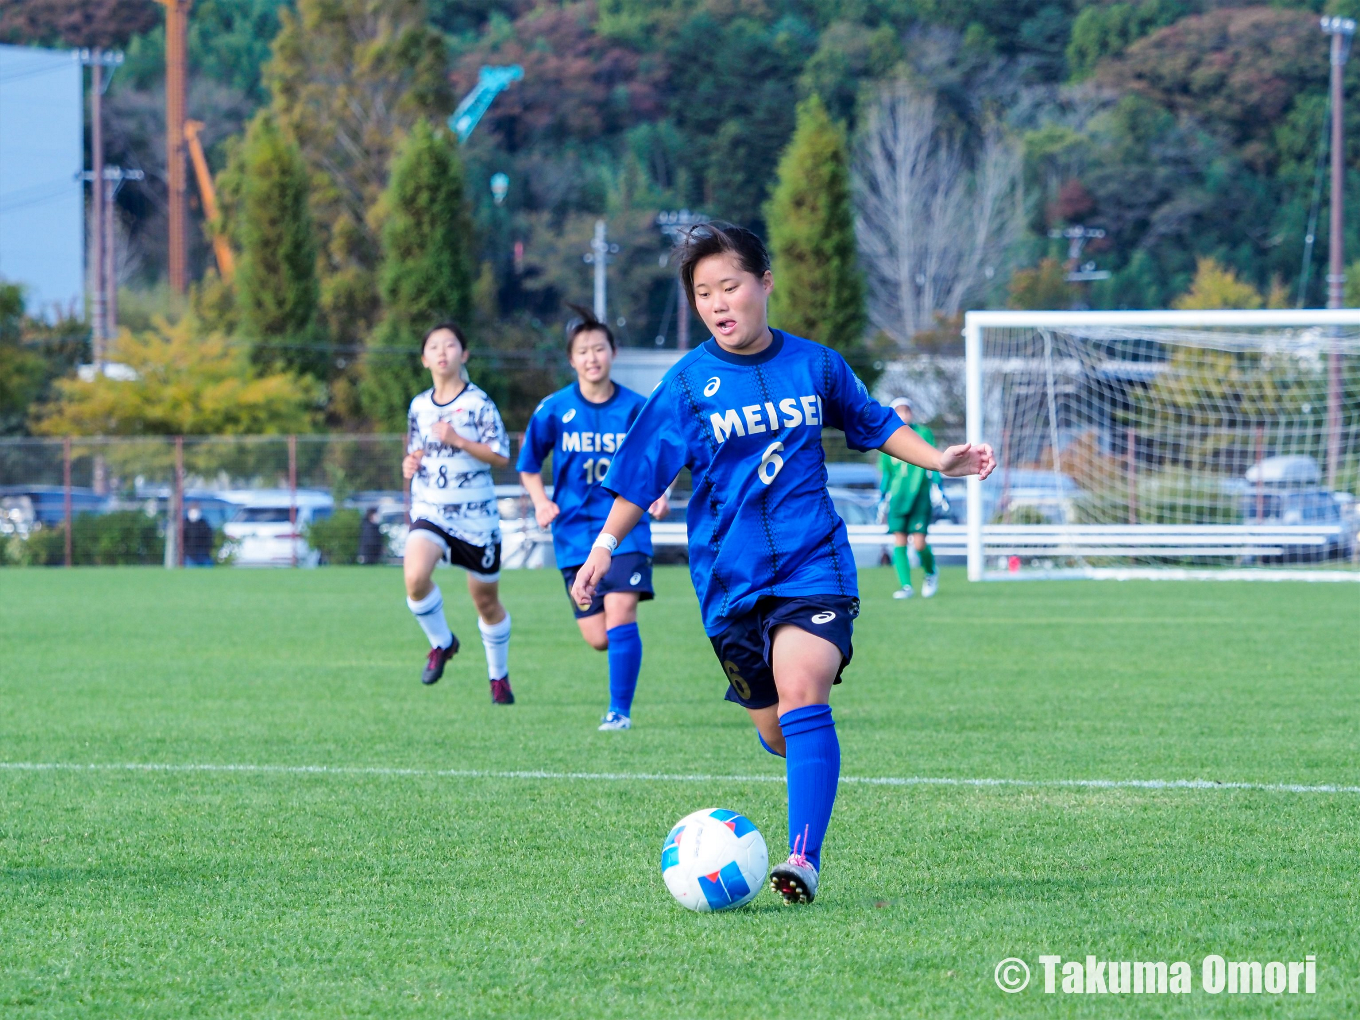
left=1240, top=455, right=1357, bottom=560
left=220, top=489, right=334, bottom=567
left=0, top=485, right=108, bottom=529
left=990, top=469, right=1081, bottom=524
left=367, top=486, right=555, bottom=567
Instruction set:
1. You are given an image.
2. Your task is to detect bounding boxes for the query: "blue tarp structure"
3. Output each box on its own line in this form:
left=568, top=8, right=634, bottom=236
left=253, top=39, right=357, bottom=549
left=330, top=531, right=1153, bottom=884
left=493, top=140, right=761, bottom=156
left=0, top=44, right=84, bottom=320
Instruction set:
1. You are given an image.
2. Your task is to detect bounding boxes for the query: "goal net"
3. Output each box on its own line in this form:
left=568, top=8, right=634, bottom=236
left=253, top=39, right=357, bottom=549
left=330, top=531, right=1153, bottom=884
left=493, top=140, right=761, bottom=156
left=963, top=310, right=1360, bottom=581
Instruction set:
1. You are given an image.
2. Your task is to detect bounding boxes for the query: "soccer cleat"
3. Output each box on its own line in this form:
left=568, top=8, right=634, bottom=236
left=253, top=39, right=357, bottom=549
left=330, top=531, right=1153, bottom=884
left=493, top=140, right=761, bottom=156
left=598, top=710, right=632, bottom=731
left=921, top=572, right=939, bottom=599
left=770, top=852, right=819, bottom=904
left=892, top=585, right=914, bottom=600
left=421, top=636, right=459, bottom=685
left=489, top=675, right=515, bottom=705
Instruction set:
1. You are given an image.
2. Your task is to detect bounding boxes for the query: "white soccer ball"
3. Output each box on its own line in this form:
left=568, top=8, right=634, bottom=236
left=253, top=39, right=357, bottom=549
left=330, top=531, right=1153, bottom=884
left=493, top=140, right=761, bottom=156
left=660, top=808, right=768, bottom=912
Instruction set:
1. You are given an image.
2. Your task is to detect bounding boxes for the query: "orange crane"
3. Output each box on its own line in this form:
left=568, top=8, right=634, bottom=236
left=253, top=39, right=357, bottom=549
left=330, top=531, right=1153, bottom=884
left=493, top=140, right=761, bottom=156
left=183, top=119, right=235, bottom=283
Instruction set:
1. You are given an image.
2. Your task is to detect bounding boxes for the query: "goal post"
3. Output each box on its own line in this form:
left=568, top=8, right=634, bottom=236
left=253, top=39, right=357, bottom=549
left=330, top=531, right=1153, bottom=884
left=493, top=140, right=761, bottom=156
left=963, top=309, right=1360, bottom=582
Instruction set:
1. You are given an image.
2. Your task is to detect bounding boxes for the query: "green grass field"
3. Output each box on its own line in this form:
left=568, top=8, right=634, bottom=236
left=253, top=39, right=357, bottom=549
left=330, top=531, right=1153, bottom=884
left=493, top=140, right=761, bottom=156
left=1, top=565, right=1357, bottom=1018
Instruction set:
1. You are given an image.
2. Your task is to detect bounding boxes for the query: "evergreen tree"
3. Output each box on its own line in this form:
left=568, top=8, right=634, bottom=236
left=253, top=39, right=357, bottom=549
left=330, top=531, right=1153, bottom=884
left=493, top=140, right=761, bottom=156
left=234, top=111, right=326, bottom=379
left=764, top=96, right=873, bottom=383
left=362, top=120, right=474, bottom=429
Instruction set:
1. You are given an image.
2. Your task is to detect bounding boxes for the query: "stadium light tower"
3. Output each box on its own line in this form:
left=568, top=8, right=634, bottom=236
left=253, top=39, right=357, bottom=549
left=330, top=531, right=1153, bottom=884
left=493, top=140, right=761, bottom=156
left=1322, top=14, right=1355, bottom=488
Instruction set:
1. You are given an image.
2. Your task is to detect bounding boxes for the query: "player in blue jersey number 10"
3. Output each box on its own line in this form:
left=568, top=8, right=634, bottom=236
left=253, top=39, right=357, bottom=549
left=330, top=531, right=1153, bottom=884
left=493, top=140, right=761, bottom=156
left=571, top=223, right=995, bottom=905
left=518, top=306, right=669, bottom=731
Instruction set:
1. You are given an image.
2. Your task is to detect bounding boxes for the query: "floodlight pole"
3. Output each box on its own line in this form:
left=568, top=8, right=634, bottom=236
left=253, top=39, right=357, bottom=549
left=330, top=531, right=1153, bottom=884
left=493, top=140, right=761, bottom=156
left=1323, top=15, right=1355, bottom=488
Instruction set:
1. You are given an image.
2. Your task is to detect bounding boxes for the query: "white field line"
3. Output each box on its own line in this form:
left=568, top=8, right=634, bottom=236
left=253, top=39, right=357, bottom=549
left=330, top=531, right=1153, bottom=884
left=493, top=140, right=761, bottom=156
left=1, top=761, right=1358, bottom=796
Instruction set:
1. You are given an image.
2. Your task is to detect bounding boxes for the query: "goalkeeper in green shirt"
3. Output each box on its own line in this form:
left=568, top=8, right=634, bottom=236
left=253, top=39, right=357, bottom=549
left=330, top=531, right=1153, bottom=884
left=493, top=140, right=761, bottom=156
left=879, top=397, right=942, bottom=599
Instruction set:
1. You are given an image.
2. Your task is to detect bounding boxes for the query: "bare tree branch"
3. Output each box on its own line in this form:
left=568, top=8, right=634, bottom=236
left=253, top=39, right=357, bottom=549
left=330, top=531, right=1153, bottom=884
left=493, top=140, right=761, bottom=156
left=854, top=81, right=1022, bottom=347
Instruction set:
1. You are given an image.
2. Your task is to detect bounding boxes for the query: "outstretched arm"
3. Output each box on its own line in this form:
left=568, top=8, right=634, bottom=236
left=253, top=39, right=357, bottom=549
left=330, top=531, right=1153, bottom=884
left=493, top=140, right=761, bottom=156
left=570, top=496, right=647, bottom=608
left=879, top=425, right=995, bottom=480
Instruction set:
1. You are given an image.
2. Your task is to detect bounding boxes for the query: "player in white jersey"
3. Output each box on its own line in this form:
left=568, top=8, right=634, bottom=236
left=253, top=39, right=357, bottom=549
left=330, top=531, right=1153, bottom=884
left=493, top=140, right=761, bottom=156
left=401, top=321, right=515, bottom=704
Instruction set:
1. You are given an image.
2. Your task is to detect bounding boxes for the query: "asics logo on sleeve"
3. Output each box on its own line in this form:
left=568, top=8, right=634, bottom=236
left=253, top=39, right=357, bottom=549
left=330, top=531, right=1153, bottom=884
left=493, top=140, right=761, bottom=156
left=709, top=395, right=824, bottom=443
left=810, top=611, right=836, bottom=624
left=562, top=408, right=577, bottom=423
left=703, top=376, right=722, bottom=396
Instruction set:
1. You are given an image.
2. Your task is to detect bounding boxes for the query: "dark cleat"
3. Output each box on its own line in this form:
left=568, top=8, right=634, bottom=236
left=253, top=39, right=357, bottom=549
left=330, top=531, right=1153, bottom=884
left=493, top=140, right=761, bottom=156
left=489, top=675, right=515, bottom=705
left=770, top=852, right=818, bottom=904
left=421, top=636, right=459, bottom=685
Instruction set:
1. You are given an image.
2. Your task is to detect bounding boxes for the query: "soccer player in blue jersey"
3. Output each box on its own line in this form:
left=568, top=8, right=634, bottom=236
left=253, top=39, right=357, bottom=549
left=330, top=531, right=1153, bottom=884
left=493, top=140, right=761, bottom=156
left=518, top=306, right=669, bottom=731
left=571, top=223, right=995, bottom=905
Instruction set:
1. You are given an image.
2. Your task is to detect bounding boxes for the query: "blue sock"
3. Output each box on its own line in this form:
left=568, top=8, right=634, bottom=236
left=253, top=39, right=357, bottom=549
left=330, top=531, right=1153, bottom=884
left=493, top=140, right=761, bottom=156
left=605, top=622, right=642, bottom=716
left=779, top=704, right=839, bottom=872
left=757, top=730, right=785, bottom=758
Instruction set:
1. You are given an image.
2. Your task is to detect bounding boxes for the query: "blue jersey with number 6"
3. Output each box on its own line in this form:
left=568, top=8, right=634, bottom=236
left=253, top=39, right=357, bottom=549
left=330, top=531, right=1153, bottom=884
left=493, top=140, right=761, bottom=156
left=601, top=330, right=902, bottom=636
left=517, top=382, right=653, bottom=568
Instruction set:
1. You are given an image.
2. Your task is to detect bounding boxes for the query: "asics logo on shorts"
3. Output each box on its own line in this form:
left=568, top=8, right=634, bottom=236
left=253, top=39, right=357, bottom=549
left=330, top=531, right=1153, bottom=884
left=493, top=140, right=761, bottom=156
left=562, top=408, right=577, bottom=423
left=703, top=376, right=721, bottom=396
left=810, top=611, right=836, bottom=624
left=629, top=572, right=642, bottom=585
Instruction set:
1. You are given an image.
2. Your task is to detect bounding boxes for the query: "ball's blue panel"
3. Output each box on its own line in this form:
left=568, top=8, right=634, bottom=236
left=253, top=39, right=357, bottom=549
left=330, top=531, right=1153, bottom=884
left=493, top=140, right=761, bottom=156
left=697, top=860, right=751, bottom=910
left=708, top=809, right=757, bottom=838
left=660, top=823, right=684, bottom=872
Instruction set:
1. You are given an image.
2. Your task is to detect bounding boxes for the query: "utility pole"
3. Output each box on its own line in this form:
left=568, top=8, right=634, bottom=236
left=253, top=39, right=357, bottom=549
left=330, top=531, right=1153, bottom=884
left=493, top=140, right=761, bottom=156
left=582, top=219, right=618, bottom=322
left=157, top=0, right=192, bottom=294
left=103, top=167, right=143, bottom=336
left=1322, top=15, right=1355, bottom=488
left=91, top=55, right=104, bottom=357
left=657, top=210, right=706, bottom=350
left=81, top=49, right=123, bottom=364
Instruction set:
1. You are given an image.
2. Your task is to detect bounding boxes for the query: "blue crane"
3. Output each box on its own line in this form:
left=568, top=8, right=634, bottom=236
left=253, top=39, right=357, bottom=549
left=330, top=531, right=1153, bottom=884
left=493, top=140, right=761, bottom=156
left=449, top=65, right=523, bottom=142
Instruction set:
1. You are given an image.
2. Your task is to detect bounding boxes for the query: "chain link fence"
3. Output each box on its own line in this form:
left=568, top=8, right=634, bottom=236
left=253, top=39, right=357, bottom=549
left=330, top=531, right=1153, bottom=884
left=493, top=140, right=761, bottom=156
left=0, top=433, right=885, bottom=568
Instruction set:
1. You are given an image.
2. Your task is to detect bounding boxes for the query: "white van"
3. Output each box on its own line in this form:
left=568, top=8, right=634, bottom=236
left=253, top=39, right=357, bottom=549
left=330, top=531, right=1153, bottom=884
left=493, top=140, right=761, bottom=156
left=220, top=489, right=334, bottom=567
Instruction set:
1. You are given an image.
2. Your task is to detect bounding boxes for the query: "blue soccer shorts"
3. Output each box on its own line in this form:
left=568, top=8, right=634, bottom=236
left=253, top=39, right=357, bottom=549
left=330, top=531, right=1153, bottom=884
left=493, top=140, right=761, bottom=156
left=708, top=595, right=858, bottom=710
left=560, top=551, right=655, bottom=619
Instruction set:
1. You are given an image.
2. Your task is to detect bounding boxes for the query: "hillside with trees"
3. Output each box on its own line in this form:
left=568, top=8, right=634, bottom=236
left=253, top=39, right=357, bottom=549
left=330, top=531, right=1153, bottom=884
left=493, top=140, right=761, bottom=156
left=3, top=0, right=1359, bottom=432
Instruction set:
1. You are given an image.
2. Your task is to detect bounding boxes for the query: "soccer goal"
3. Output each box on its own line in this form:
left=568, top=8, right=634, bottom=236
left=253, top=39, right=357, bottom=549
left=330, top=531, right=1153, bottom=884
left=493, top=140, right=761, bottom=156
left=962, top=309, right=1360, bottom=582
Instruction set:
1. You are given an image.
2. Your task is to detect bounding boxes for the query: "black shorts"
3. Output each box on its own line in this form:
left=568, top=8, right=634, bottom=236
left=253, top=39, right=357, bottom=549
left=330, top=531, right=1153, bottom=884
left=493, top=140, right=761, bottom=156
left=709, top=595, right=858, bottom=710
left=409, top=518, right=501, bottom=581
left=560, top=552, right=655, bottom=619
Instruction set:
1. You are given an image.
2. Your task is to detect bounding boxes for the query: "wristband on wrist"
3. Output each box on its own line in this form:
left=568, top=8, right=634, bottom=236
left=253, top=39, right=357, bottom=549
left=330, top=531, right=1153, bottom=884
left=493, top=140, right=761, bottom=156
left=593, top=533, right=618, bottom=554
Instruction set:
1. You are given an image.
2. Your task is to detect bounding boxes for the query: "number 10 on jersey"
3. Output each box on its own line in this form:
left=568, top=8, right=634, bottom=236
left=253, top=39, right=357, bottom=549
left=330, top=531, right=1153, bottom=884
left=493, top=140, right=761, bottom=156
left=583, top=457, right=611, bottom=484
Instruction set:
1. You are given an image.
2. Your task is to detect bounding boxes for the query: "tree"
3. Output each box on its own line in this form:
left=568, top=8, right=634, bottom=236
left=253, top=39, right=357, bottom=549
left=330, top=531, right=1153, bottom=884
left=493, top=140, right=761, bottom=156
left=0, top=0, right=157, bottom=48
left=1172, top=257, right=1264, bottom=310
left=854, top=81, right=1022, bottom=346
left=33, top=319, right=321, bottom=436
left=233, top=112, right=326, bottom=379
left=0, top=284, right=48, bottom=435
left=765, top=96, right=872, bottom=380
left=1008, top=258, right=1074, bottom=310
left=362, top=120, right=475, bottom=429
left=266, top=0, right=453, bottom=350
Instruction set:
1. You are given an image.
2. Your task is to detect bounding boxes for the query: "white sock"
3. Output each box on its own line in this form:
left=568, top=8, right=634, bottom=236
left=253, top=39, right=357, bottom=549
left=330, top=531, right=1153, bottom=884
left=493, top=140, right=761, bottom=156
left=407, top=586, right=453, bottom=650
left=478, top=612, right=511, bottom=681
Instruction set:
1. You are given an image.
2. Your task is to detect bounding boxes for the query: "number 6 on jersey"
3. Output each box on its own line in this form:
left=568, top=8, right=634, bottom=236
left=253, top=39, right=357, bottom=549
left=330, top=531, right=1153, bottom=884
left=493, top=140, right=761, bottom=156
left=757, top=442, right=784, bottom=485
